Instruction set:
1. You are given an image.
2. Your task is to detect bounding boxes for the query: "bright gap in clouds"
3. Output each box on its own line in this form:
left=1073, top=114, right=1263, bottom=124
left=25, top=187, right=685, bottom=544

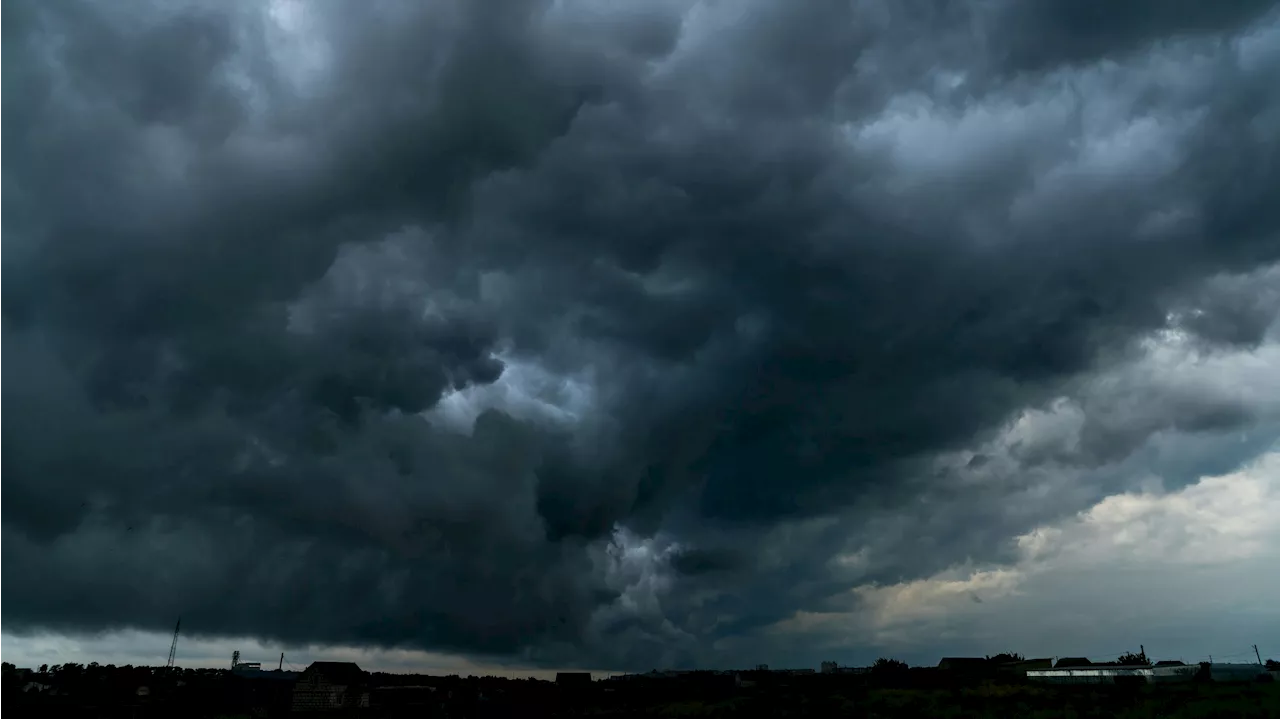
left=264, top=0, right=331, bottom=95
left=427, top=354, right=597, bottom=433
left=767, top=450, right=1280, bottom=665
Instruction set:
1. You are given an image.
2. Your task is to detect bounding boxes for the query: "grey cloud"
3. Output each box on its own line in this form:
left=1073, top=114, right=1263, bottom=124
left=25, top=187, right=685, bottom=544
left=4, top=0, right=1280, bottom=670
left=1170, top=265, right=1280, bottom=347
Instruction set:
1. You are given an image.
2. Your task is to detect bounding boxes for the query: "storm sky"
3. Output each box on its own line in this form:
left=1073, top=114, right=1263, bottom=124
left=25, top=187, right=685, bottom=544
left=3, top=0, right=1279, bottom=672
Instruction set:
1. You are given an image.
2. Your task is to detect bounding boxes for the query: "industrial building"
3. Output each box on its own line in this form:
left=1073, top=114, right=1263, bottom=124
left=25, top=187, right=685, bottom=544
left=1026, top=663, right=1271, bottom=685
left=290, top=661, right=371, bottom=712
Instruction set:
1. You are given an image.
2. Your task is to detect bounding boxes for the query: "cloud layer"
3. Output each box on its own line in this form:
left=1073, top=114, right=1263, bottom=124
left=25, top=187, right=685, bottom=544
left=4, top=0, right=1279, bottom=669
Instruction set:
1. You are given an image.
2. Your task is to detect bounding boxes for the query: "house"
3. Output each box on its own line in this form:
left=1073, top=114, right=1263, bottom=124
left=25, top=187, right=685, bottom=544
left=998, top=658, right=1054, bottom=674
left=0, top=660, right=32, bottom=675
left=291, top=661, right=370, bottom=712
left=937, top=657, right=989, bottom=672
left=555, top=672, right=593, bottom=687
left=821, top=662, right=869, bottom=675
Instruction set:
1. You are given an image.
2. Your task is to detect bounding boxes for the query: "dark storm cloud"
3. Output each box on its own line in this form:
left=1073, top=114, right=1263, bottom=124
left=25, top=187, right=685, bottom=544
left=3, top=0, right=1279, bottom=670
left=996, top=0, right=1279, bottom=72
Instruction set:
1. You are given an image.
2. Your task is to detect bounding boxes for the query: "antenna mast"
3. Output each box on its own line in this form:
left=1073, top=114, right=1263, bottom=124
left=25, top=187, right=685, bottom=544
left=166, top=618, right=181, bottom=669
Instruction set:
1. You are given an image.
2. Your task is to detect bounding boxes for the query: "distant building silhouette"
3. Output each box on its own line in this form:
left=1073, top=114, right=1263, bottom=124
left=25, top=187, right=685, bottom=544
left=937, top=657, right=988, bottom=672
left=370, top=685, right=439, bottom=712
left=998, top=658, right=1054, bottom=674
left=291, top=661, right=369, bottom=712
left=555, top=672, right=592, bottom=687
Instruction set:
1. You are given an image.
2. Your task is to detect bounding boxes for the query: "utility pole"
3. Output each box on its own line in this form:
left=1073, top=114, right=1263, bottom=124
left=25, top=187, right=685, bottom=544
left=1255, top=645, right=1263, bottom=666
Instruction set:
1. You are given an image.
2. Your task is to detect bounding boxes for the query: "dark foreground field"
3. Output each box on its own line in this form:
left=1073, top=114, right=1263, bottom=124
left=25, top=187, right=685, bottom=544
left=592, top=682, right=1280, bottom=719
left=6, top=677, right=1279, bottom=719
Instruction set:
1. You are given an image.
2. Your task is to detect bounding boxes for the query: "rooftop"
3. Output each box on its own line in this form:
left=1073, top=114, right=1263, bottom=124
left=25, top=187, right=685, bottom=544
left=301, top=661, right=367, bottom=684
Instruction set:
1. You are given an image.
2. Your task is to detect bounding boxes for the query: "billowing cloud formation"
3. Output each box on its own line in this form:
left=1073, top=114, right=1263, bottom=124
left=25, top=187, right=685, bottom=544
left=4, top=0, right=1279, bottom=670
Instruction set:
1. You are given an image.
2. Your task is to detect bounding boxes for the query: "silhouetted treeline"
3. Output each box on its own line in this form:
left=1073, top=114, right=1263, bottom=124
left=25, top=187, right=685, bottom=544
left=5, top=660, right=1278, bottom=718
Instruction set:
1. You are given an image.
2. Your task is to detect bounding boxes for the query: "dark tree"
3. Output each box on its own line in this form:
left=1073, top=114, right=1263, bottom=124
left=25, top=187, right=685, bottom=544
left=986, top=653, right=1025, bottom=664
left=1116, top=650, right=1152, bottom=666
left=872, top=658, right=909, bottom=673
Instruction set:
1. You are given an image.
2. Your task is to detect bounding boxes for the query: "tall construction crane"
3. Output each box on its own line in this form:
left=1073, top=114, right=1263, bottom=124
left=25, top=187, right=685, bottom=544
left=166, top=618, right=181, bottom=669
